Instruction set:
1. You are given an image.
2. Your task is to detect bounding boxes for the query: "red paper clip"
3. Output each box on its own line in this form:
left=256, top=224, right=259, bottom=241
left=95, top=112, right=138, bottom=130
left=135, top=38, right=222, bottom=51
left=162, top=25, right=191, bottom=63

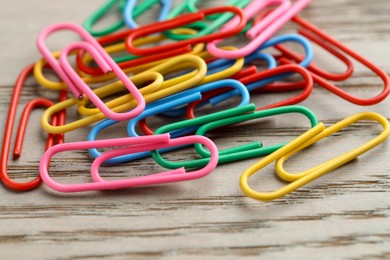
left=275, top=16, right=390, bottom=106
left=0, top=64, right=63, bottom=191
left=125, top=6, right=247, bottom=56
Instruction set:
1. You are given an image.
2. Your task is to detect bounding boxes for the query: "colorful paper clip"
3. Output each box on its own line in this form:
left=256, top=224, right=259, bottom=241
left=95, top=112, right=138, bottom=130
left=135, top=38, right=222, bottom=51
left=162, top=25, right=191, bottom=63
left=37, top=22, right=146, bottom=121
left=204, top=33, right=314, bottom=105
left=124, top=0, right=172, bottom=28
left=125, top=6, right=247, bottom=56
left=275, top=16, right=390, bottom=105
left=207, top=0, right=312, bottom=58
left=0, top=65, right=63, bottom=191
left=186, top=64, right=313, bottom=117
left=240, top=112, right=390, bottom=201
left=153, top=104, right=318, bottom=169
left=39, top=134, right=219, bottom=192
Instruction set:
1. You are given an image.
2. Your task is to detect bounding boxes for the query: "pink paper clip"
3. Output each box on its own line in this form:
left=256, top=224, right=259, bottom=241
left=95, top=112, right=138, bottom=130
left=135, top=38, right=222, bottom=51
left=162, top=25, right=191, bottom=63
left=207, top=0, right=312, bottom=58
left=37, top=22, right=145, bottom=121
left=39, top=135, right=218, bottom=192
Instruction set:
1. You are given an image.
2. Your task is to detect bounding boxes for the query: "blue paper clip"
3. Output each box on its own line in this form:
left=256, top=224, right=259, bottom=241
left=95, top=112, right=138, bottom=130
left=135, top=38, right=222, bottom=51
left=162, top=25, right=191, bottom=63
left=161, top=60, right=259, bottom=118
left=210, top=34, right=314, bottom=105
left=130, top=79, right=250, bottom=128
left=123, top=0, right=172, bottom=28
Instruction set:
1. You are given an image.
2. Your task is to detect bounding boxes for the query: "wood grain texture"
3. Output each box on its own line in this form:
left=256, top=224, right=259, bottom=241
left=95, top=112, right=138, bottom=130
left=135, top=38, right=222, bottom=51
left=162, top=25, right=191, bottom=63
left=0, top=0, right=390, bottom=259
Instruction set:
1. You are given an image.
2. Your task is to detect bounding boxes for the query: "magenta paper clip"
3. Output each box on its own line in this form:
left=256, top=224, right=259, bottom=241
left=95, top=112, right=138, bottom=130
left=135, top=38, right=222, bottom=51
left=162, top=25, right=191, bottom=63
left=37, top=22, right=145, bottom=120
left=39, top=135, right=218, bottom=192
left=59, top=41, right=145, bottom=121
left=207, top=0, right=312, bottom=58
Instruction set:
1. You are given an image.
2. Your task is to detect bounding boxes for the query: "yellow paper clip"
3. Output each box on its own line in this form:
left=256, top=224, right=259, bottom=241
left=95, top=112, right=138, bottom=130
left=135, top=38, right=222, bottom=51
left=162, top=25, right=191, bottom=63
left=41, top=55, right=207, bottom=134
left=240, top=112, right=390, bottom=201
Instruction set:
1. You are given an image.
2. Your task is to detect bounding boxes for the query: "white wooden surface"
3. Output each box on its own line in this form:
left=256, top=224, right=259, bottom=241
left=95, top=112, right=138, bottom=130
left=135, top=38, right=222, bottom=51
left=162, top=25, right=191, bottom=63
left=0, top=0, right=390, bottom=259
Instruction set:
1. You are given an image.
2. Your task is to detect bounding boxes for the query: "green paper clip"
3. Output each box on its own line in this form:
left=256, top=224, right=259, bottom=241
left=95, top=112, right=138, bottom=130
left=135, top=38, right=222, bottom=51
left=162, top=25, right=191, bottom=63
left=152, top=105, right=319, bottom=169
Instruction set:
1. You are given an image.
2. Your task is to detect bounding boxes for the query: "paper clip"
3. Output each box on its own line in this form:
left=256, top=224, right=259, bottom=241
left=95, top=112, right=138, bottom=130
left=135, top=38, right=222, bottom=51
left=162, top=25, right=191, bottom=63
left=82, top=0, right=127, bottom=37
left=125, top=6, right=247, bottom=56
left=165, top=0, right=252, bottom=40
left=0, top=65, right=62, bottom=191
left=124, top=0, right=171, bottom=28
left=39, top=134, right=218, bottom=192
left=136, top=79, right=250, bottom=135
left=41, top=55, right=207, bottom=134
left=37, top=22, right=146, bottom=121
left=207, top=0, right=312, bottom=58
left=240, top=112, right=390, bottom=201
left=186, top=64, right=313, bottom=117
left=208, top=33, right=313, bottom=105
left=88, top=92, right=202, bottom=164
left=153, top=104, right=318, bottom=169
left=59, top=41, right=145, bottom=121
left=275, top=16, right=390, bottom=105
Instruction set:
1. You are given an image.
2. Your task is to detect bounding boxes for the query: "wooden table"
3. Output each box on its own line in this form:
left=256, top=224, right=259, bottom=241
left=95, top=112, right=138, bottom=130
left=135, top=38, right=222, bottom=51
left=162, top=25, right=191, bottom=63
left=0, top=1, right=389, bottom=259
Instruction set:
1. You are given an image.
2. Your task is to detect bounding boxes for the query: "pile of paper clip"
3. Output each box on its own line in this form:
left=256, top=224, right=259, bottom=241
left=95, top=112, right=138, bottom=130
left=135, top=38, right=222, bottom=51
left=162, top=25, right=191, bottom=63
left=2, top=0, right=390, bottom=201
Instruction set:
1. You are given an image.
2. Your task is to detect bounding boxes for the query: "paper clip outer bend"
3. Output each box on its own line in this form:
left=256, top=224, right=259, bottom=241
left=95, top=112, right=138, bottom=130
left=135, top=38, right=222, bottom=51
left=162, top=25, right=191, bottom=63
left=240, top=112, right=390, bottom=201
left=41, top=55, right=207, bottom=134
left=276, top=16, right=390, bottom=105
left=77, top=28, right=199, bottom=76
left=124, top=0, right=172, bottom=28
left=207, top=0, right=312, bottom=58
left=0, top=64, right=63, bottom=191
left=125, top=6, right=247, bottom=56
left=189, top=105, right=318, bottom=166
left=76, top=54, right=207, bottom=117
left=88, top=92, right=203, bottom=164
left=152, top=104, right=268, bottom=169
left=82, top=0, right=126, bottom=37
left=59, top=41, right=145, bottom=121
left=39, top=135, right=219, bottom=192
left=165, top=0, right=252, bottom=40
left=136, top=79, right=251, bottom=135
